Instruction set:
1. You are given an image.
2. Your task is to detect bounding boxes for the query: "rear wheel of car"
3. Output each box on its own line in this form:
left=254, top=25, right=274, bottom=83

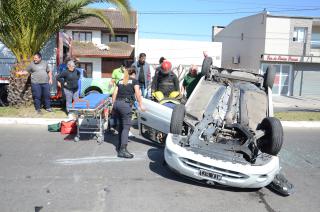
left=257, top=117, right=283, bottom=156
left=263, top=66, right=276, bottom=90
left=85, top=88, right=102, bottom=96
left=170, top=104, right=185, bottom=135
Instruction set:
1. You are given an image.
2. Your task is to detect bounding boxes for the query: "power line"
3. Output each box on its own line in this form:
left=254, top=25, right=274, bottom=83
left=138, top=8, right=320, bottom=15
left=195, top=0, right=320, bottom=8
left=139, top=31, right=210, bottom=37
left=140, top=31, right=314, bottom=41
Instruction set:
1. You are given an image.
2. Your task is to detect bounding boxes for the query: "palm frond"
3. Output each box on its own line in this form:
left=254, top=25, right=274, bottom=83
left=0, top=0, right=131, bottom=62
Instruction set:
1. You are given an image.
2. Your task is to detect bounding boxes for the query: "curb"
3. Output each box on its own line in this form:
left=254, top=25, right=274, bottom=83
left=280, top=121, right=320, bottom=128
left=0, top=117, right=66, bottom=125
left=1, top=117, right=320, bottom=128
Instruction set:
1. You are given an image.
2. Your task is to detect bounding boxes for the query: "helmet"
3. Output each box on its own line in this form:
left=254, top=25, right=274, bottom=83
left=161, top=60, right=172, bottom=73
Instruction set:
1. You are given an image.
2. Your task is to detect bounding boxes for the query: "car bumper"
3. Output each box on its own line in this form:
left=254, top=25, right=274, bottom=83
left=164, top=133, right=280, bottom=188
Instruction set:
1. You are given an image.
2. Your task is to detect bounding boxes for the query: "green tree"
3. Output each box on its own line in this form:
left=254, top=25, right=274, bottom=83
left=0, top=0, right=131, bottom=106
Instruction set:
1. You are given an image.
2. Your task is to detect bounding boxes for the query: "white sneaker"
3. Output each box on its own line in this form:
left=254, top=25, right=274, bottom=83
left=128, top=131, right=134, bottom=138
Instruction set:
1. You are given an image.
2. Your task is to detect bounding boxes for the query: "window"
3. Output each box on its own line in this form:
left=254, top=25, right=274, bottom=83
left=110, top=35, right=128, bottom=43
left=261, top=63, right=292, bottom=96
left=311, top=32, right=320, bottom=49
left=72, top=31, right=92, bottom=42
left=293, top=27, right=307, bottom=42
left=78, top=63, right=93, bottom=78
left=101, top=32, right=109, bottom=44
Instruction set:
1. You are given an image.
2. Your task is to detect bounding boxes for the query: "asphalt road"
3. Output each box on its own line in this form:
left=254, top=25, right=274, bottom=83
left=0, top=125, right=319, bottom=212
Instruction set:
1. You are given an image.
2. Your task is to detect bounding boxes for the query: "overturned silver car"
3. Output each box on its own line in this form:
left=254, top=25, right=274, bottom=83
left=165, top=67, right=285, bottom=189
left=139, top=66, right=291, bottom=191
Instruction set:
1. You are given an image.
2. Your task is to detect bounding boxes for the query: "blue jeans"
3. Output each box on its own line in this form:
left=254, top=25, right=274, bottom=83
left=31, top=83, right=51, bottom=110
left=139, top=83, right=148, bottom=98
left=64, top=88, right=79, bottom=112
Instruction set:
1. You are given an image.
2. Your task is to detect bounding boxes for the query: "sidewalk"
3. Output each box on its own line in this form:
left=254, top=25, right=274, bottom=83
left=0, top=117, right=320, bottom=128
left=273, top=95, right=320, bottom=112
left=0, top=95, right=319, bottom=128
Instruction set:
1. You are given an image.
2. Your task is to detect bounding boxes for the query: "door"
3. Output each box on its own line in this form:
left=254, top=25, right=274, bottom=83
left=261, top=63, right=292, bottom=96
left=137, top=98, right=173, bottom=143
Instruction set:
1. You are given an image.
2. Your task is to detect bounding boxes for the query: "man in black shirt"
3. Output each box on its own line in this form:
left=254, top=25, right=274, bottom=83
left=57, top=60, right=80, bottom=113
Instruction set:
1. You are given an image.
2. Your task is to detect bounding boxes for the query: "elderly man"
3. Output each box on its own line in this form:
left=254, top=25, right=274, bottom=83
left=57, top=60, right=80, bottom=113
left=182, top=65, right=203, bottom=99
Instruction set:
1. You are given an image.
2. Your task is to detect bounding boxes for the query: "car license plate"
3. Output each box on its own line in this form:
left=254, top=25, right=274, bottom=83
left=199, top=169, right=222, bottom=181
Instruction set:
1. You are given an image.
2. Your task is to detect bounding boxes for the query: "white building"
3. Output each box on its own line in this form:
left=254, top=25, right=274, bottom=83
left=64, top=9, right=138, bottom=78
left=137, top=38, right=222, bottom=67
left=213, top=12, right=320, bottom=96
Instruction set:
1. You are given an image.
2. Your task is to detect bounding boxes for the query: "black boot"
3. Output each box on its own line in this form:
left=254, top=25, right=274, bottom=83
left=118, top=144, right=133, bottom=159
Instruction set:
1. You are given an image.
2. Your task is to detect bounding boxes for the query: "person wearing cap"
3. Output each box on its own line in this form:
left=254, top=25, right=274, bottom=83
left=57, top=60, right=80, bottom=113
left=151, top=60, right=180, bottom=99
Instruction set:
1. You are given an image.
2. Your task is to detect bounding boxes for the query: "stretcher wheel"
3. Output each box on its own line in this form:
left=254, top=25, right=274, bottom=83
left=74, top=136, right=80, bottom=142
left=96, top=136, right=104, bottom=144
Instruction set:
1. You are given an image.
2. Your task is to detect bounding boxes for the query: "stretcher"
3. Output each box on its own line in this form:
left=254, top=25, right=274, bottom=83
left=68, top=93, right=111, bottom=143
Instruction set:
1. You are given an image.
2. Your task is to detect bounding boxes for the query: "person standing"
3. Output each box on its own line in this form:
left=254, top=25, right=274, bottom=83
left=107, top=64, right=126, bottom=134
left=57, top=60, right=80, bottom=113
left=112, top=68, right=145, bottom=158
left=182, top=65, right=202, bottom=99
left=19, top=52, right=53, bottom=114
left=131, top=53, right=151, bottom=98
left=201, top=51, right=213, bottom=78
left=151, top=60, right=180, bottom=98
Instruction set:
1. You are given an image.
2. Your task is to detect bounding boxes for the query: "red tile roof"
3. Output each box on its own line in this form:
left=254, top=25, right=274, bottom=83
left=71, top=41, right=134, bottom=58
left=66, top=9, right=137, bottom=32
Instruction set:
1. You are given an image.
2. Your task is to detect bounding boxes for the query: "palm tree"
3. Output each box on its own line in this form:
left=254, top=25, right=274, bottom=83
left=0, top=0, right=131, bottom=106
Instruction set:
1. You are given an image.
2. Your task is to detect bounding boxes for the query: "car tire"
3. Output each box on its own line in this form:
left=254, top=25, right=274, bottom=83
left=170, top=104, right=185, bottom=135
left=263, top=66, right=276, bottom=89
left=257, top=117, right=283, bottom=156
left=85, top=89, right=101, bottom=96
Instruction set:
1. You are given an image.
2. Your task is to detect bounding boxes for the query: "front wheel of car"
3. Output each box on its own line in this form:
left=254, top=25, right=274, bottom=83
left=257, top=117, right=283, bottom=156
left=170, top=104, right=185, bottom=135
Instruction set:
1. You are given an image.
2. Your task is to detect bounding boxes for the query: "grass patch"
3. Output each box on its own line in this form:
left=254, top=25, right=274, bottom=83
left=0, top=105, right=319, bottom=121
left=0, top=106, right=67, bottom=118
left=275, top=111, right=320, bottom=121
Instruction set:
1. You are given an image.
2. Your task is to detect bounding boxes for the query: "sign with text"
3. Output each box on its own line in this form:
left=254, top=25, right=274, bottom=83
left=262, top=55, right=300, bottom=62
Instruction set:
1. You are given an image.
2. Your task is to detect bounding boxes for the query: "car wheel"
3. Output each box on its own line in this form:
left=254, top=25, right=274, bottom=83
left=257, top=117, right=283, bottom=156
left=263, top=66, right=276, bottom=90
left=170, top=104, right=185, bottom=135
left=85, top=89, right=101, bottom=96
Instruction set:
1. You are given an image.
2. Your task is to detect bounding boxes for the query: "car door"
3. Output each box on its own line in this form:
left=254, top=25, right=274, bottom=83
left=137, top=98, right=172, bottom=143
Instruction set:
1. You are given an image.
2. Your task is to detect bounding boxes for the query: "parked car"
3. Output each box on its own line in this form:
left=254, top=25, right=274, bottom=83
left=138, top=66, right=293, bottom=195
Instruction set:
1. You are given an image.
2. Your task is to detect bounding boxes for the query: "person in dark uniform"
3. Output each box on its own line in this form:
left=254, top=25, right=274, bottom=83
left=151, top=60, right=180, bottom=97
left=112, top=68, right=145, bottom=158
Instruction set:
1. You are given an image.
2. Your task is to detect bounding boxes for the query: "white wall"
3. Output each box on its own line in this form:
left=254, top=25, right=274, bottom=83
left=78, top=57, right=101, bottom=78
left=136, top=38, right=222, bottom=67
left=214, top=13, right=266, bottom=72
left=265, top=17, right=290, bottom=54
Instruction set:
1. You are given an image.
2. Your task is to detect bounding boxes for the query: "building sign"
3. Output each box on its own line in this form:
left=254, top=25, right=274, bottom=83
left=263, top=54, right=300, bottom=62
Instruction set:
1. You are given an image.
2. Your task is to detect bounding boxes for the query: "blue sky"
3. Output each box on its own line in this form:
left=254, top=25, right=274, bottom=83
left=90, top=0, right=320, bottom=41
